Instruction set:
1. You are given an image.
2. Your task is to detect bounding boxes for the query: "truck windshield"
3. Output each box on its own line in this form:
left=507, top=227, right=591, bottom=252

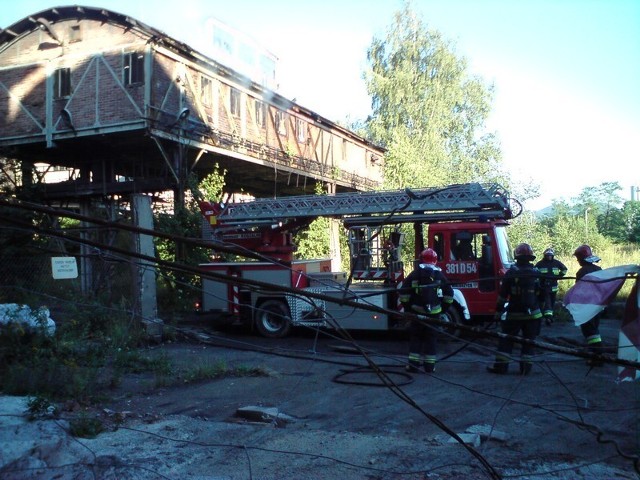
left=495, top=226, right=514, bottom=267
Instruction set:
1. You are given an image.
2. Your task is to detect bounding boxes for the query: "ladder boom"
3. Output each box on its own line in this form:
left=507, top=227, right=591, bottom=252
left=200, top=183, right=515, bottom=228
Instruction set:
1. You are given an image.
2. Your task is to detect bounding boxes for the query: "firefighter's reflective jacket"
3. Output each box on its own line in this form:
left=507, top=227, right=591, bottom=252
left=398, top=264, right=454, bottom=315
left=535, top=257, right=568, bottom=292
left=496, top=263, right=543, bottom=320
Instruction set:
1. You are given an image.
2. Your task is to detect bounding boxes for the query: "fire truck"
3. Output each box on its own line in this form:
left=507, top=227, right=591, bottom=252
left=197, top=182, right=521, bottom=337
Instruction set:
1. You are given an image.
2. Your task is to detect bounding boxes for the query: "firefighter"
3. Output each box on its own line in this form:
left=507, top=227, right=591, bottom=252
left=535, top=248, right=568, bottom=325
left=573, top=244, right=604, bottom=366
left=398, top=248, right=454, bottom=373
left=487, top=243, right=543, bottom=375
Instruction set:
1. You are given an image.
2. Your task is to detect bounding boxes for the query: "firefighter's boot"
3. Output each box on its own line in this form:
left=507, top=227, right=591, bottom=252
left=406, top=353, right=422, bottom=373
left=544, top=315, right=554, bottom=326
left=519, top=362, right=533, bottom=376
left=586, top=343, right=604, bottom=367
left=486, top=363, right=508, bottom=375
left=423, top=355, right=436, bottom=374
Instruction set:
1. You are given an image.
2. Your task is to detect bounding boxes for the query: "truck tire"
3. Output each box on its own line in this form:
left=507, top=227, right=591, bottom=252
left=255, top=299, right=292, bottom=338
left=443, top=306, right=463, bottom=339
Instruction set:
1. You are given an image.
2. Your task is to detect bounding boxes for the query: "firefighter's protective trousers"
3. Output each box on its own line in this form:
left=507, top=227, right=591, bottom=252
left=408, top=316, right=438, bottom=369
left=494, top=317, right=541, bottom=369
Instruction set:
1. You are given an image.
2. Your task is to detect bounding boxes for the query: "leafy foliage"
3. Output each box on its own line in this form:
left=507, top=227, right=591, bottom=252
left=295, top=215, right=331, bottom=260
left=154, top=169, right=226, bottom=314
left=508, top=181, right=639, bottom=297
left=69, top=413, right=104, bottom=438
left=294, top=183, right=332, bottom=261
left=195, top=165, right=227, bottom=203
left=608, top=201, right=640, bottom=243
left=364, top=1, right=506, bottom=190
left=0, top=305, right=146, bottom=400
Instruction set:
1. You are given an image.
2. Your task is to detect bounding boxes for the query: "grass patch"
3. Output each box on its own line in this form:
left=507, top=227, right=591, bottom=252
left=113, top=349, right=172, bottom=375
left=180, top=360, right=271, bottom=384
left=181, top=359, right=229, bottom=384
left=0, top=305, right=161, bottom=403
left=2, top=353, right=104, bottom=400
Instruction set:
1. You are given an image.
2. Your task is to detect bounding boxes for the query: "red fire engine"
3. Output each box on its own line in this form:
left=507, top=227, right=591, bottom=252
left=198, top=182, right=521, bottom=337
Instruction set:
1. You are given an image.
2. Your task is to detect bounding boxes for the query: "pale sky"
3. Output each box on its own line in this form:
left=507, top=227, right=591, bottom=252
left=3, top=0, right=639, bottom=211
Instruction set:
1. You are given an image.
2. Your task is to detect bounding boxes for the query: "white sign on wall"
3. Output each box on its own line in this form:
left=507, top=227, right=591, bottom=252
left=51, top=257, right=78, bottom=279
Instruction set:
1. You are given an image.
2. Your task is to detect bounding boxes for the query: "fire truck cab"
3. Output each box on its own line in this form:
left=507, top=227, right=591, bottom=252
left=426, top=220, right=514, bottom=322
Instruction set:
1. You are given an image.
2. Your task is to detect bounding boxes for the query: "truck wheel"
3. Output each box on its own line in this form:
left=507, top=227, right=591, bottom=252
left=443, top=307, right=463, bottom=339
left=255, top=300, right=292, bottom=338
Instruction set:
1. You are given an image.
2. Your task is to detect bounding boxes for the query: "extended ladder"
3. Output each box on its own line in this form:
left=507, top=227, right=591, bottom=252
left=201, top=183, right=516, bottom=228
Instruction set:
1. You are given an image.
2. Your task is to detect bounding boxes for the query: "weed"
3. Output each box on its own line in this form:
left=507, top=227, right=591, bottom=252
left=0, top=298, right=154, bottom=404
left=26, top=395, right=57, bottom=420
left=69, top=413, right=104, bottom=438
left=113, top=349, right=171, bottom=375
left=179, top=360, right=271, bottom=384
left=181, top=359, right=228, bottom=384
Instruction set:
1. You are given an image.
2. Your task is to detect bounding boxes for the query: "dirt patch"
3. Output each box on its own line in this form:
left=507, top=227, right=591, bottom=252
left=1, top=318, right=639, bottom=479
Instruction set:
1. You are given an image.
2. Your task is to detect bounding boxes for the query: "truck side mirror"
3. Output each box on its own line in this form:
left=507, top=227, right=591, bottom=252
left=481, top=244, right=493, bottom=265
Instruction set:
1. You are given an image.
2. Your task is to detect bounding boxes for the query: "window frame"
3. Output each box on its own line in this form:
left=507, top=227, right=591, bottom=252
left=229, top=87, right=241, bottom=117
left=295, top=117, right=306, bottom=143
left=201, top=75, right=213, bottom=106
left=68, top=25, right=82, bottom=44
left=275, top=110, right=287, bottom=136
left=53, top=67, right=71, bottom=99
left=123, top=51, right=145, bottom=86
left=255, top=100, right=266, bottom=129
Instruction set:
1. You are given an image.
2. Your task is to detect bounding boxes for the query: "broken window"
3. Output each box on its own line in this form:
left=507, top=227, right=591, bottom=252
left=275, top=111, right=287, bottom=136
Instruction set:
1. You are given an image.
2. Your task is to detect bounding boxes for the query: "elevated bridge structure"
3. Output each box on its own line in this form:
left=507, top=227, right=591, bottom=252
left=0, top=5, right=384, bottom=204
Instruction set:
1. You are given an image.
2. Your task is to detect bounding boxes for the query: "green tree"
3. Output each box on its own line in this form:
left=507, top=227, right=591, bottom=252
left=608, top=201, right=640, bottom=243
left=528, top=186, right=627, bottom=292
left=193, top=165, right=227, bottom=203
left=506, top=210, right=552, bottom=260
left=364, top=1, right=505, bottom=190
left=535, top=200, right=582, bottom=258
left=294, top=183, right=331, bottom=260
left=154, top=169, right=226, bottom=314
left=572, top=181, right=624, bottom=240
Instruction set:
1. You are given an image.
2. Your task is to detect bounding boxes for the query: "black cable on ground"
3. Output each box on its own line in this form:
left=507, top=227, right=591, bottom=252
left=560, top=417, right=640, bottom=474
left=332, top=364, right=414, bottom=386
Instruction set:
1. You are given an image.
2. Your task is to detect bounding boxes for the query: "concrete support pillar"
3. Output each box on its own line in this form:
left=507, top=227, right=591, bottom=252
left=79, top=200, right=92, bottom=294
left=131, top=194, right=161, bottom=338
left=326, top=182, right=342, bottom=272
